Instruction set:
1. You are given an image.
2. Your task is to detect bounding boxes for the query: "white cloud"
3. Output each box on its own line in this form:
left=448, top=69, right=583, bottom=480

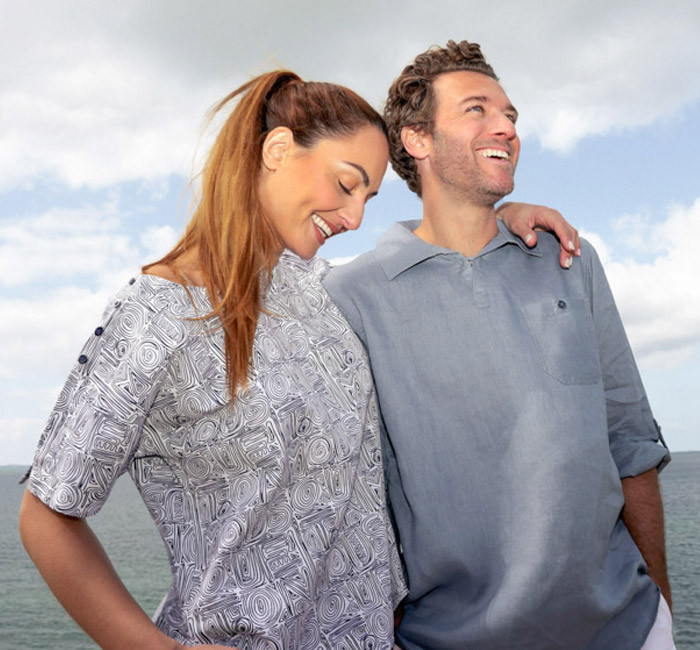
left=0, top=285, right=111, bottom=378
left=639, top=345, right=697, bottom=371
left=1, top=0, right=699, bottom=187
left=584, top=198, right=700, bottom=364
left=0, top=205, right=133, bottom=288
left=2, top=0, right=700, bottom=463
left=140, top=225, right=179, bottom=261
left=492, top=1, right=700, bottom=151
left=0, top=203, right=179, bottom=379
left=0, top=53, right=218, bottom=189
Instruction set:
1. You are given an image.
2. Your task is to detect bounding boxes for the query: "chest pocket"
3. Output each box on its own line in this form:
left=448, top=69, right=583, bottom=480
left=522, top=297, right=600, bottom=385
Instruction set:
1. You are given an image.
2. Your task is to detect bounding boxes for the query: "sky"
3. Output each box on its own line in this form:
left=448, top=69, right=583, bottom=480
left=1, top=0, right=699, bottom=463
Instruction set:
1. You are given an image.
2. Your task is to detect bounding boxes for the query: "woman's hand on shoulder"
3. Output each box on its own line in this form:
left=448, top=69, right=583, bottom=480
left=497, top=202, right=580, bottom=269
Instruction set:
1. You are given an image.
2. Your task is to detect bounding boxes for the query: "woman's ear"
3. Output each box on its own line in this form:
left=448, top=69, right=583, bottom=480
left=261, top=126, right=294, bottom=171
left=401, top=125, right=430, bottom=161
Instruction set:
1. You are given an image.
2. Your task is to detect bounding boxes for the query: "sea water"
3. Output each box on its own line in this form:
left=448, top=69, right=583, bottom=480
left=1, top=453, right=698, bottom=649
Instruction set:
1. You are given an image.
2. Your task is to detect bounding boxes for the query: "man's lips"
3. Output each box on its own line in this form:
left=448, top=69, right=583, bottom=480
left=477, top=147, right=511, bottom=161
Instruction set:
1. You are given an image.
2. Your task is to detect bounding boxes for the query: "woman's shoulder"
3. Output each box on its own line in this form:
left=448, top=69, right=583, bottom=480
left=133, top=272, right=210, bottom=312
left=91, top=273, right=212, bottom=354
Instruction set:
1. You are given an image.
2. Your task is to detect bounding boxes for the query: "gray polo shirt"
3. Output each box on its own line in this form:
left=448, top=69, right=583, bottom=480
left=324, top=220, right=670, bottom=650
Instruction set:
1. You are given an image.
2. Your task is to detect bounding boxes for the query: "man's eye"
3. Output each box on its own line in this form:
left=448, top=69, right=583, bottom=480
left=506, top=114, right=517, bottom=124
left=338, top=181, right=352, bottom=196
left=466, top=105, right=484, bottom=114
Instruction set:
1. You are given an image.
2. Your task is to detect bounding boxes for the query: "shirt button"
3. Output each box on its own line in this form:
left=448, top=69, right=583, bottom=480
left=114, top=300, right=121, bottom=308
left=129, top=278, right=136, bottom=285
left=94, top=327, right=104, bottom=336
left=78, top=354, right=88, bottom=364
left=557, top=300, right=567, bottom=309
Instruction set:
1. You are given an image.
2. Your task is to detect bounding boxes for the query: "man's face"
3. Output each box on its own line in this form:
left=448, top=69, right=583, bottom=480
left=427, top=71, right=520, bottom=205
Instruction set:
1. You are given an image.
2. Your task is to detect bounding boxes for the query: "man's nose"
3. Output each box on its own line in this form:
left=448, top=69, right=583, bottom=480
left=491, top=112, right=517, bottom=139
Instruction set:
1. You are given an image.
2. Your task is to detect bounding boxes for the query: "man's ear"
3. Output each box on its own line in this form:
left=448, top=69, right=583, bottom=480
left=401, top=125, right=430, bottom=161
left=261, top=126, right=294, bottom=171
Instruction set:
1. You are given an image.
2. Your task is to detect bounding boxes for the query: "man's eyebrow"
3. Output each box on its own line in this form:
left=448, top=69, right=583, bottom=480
left=342, top=161, right=369, bottom=186
left=459, top=95, right=489, bottom=106
left=459, top=95, right=519, bottom=118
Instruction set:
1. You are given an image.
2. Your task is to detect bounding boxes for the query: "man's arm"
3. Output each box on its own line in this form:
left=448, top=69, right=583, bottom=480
left=581, top=241, right=672, bottom=610
left=621, top=468, right=672, bottom=612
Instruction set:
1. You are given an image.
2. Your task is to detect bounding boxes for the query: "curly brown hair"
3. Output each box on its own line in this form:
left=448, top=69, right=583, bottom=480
left=384, top=40, right=498, bottom=196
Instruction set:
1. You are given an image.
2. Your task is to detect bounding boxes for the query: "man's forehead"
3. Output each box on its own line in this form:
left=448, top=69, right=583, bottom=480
left=433, top=70, right=511, bottom=107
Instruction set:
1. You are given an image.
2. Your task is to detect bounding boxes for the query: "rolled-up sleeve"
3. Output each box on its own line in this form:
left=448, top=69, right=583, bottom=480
left=584, top=243, right=670, bottom=478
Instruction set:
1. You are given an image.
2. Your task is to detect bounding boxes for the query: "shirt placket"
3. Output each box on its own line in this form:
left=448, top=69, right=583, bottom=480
left=465, top=256, right=490, bottom=309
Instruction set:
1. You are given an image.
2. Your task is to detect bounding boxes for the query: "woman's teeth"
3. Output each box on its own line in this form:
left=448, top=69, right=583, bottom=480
left=312, top=213, right=333, bottom=238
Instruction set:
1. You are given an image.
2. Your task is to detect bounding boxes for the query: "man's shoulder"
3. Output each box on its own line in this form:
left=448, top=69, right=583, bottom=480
left=325, top=220, right=425, bottom=294
left=327, top=249, right=382, bottom=283
left=529, top=231, right=601, bottom=269
left=325, top=253, right=386, bottom=317
left=324, top=240, right=396, bottom=302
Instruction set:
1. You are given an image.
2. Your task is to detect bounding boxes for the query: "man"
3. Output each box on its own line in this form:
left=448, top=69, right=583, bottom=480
left=324, top=40, right=673, bottom=649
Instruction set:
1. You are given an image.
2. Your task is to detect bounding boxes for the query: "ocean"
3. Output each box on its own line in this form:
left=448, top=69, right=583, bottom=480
left=2, top=453, right=699, bottom=649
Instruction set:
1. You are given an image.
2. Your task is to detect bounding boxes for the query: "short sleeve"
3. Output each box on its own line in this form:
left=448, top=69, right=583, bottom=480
left=583, top=242, right=671, bottom=478
left=27, top=281, right=172, bottom=517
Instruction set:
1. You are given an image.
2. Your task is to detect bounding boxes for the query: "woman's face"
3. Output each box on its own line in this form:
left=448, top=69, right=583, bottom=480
left=259, top=125, right=389, bottom=259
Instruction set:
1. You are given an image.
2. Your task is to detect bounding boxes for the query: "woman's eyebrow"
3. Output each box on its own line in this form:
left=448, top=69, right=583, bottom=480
left=342, top=161, right=369, bottom=186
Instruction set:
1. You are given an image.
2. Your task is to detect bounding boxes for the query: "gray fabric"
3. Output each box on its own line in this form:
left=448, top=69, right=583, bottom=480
left=28, top=251, right=407, bottom=649
left=324, top=220, right=669, bottom=650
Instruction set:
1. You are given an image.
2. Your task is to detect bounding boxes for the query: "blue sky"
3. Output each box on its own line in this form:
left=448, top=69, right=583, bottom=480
left=1, top=0, right=699, bottom=462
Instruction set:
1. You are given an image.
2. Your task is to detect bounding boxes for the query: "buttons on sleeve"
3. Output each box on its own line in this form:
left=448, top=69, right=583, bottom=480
left=94, top=327, right=104, bottom=336
left=557, top=300, right=567, bottom=309
left=78, top=354, right=88, bottom=364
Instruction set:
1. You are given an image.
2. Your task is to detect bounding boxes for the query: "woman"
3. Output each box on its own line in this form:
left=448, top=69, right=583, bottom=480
left=19, top=70, right=578, bottom=649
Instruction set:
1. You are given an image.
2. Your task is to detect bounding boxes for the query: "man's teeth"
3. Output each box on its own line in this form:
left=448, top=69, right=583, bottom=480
left=479, top=149, right=510, bottom=160
left=312, top=213, right=333, bottom=238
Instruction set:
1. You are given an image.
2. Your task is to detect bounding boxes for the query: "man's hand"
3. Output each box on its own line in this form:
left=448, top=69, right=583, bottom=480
left=621, top=468, right=673, bottom=612
left=497, top=202, right=580, bottom=269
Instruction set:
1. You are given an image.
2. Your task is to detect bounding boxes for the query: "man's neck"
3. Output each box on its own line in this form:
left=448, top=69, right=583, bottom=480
left=414, top=190, right=499, bottom=257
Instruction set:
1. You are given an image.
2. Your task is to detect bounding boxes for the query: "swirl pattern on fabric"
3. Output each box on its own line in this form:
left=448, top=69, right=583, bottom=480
left=28, top=251, right=406, bottom=649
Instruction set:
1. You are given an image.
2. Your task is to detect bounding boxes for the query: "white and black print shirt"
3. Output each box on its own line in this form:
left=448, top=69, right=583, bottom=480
left=28, top=251, right=407, bottom=649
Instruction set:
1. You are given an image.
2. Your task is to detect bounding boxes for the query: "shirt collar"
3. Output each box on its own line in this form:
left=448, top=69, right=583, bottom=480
left=376, top=218, right=542, bottom=281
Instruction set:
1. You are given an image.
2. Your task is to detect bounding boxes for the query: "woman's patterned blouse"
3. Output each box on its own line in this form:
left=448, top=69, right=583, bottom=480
left=27, top=251, right=407, bottom=649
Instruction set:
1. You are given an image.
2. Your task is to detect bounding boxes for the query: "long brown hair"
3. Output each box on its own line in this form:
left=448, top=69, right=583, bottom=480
left=145, top=71, right=386, bottom=399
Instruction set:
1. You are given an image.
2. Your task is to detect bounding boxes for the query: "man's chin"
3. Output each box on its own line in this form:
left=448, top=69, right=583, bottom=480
left=483, top=182, right=514, bottom=204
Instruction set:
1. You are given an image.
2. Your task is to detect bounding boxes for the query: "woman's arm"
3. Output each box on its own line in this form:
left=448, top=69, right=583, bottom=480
left=19, top=490, right=233, bottom=650
left=19, top=490, right=180, bottom=649
left=497, top=202, right=580, bottom=269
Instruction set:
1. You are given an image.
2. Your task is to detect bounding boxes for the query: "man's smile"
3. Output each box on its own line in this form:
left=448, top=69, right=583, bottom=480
left=478, top=148, right=511, bottom=160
